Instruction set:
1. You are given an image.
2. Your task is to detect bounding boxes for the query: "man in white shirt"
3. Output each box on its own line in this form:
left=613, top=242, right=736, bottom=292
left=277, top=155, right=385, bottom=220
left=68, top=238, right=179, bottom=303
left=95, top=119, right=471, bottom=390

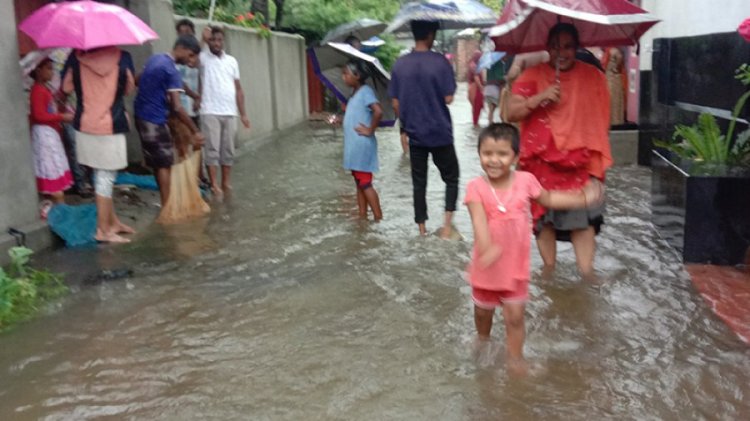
left=199, top=26, right=251, bottom=195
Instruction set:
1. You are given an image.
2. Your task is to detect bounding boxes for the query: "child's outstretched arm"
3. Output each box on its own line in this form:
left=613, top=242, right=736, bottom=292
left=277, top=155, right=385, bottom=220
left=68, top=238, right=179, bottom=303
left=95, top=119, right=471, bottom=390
left=355, top=102, right=383, bottom=137
left=536, top=178, right=605, bottom=210
left=467, top=202, right=502, bottom=268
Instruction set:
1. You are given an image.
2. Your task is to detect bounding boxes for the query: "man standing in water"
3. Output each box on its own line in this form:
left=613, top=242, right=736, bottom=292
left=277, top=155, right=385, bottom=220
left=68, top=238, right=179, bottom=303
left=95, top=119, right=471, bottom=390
left=199, top=27, right=251, bottom=196
left=388, top=20, right=459, bottom=238
left=134, top=35, right=204, bottom=209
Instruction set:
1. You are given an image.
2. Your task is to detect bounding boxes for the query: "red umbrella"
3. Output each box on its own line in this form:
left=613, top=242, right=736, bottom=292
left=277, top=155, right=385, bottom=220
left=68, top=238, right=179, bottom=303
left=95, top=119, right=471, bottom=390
left=740, top=18, right=750, bottom=42
left=489, top=0, right=659, bottom=53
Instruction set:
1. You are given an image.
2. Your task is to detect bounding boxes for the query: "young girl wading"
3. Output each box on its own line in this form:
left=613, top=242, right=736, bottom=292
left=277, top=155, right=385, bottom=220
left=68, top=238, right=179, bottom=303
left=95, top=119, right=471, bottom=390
left=341, top=60, right=383, bottom=221
left=465, top=123, right=603, bottom=374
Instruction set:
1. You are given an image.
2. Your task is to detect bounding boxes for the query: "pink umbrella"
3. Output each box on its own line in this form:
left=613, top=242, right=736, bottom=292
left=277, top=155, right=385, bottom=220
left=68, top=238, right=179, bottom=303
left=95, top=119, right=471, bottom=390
left=489, top=0, right=659, bottom=53
left=19, top=0, right=158, bottom=50
left=740, top=18, right=750, bottom=42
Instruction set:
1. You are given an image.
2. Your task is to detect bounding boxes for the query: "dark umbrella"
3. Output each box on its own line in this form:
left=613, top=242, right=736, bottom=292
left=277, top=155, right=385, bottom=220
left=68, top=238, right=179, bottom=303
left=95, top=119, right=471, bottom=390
left=491, top=0, right=658, bottom=81
left=309, top=42, right=396, bottom=127
left=321, top=19, right=387, bottom=45
left=490, top=0, right=660, bottom=53
left=385, top=0, right=498, bottom=33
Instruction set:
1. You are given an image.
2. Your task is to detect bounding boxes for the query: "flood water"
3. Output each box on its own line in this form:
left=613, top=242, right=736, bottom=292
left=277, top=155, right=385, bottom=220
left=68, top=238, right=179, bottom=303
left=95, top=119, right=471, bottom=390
left=1, top=88, right=749, bottom=420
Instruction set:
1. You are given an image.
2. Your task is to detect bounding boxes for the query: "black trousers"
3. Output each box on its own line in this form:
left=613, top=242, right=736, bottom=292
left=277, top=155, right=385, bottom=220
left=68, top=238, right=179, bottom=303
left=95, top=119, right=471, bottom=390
left=409, top=143, right=460, bottom=224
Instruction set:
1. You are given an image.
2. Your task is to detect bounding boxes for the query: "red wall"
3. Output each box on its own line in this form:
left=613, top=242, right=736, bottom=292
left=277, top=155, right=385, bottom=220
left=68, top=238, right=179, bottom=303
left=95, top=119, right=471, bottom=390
left=15, top=0, right=49, bottom=56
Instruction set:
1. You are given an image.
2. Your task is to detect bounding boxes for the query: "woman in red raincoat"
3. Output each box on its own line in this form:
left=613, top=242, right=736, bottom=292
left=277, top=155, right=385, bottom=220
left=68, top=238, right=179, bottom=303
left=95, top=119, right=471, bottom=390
left=506, top=23, right=612, bottom=279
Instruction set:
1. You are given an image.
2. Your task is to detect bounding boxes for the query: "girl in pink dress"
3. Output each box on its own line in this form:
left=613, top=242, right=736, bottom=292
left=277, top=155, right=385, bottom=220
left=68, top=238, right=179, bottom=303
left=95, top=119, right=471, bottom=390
left=464, top=123, right=602, bottom=372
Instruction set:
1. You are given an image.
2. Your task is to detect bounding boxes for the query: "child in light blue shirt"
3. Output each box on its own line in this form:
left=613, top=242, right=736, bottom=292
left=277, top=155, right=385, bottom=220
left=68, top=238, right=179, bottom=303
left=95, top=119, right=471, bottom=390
left=342, top=60, right=383, bottom=221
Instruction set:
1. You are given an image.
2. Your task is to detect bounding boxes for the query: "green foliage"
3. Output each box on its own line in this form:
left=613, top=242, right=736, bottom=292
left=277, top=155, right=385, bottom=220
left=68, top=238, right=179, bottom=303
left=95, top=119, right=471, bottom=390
left=0, top=247, right=67, bottom=331
left=285, top=0, right=401, bottom=42
left=372, top=34, right=402, bottom=71
left=173, top=0, right=272, bottom=37
left=480, top=0, right=506, bottom=13
left=656, top=64, right=750, bottom=166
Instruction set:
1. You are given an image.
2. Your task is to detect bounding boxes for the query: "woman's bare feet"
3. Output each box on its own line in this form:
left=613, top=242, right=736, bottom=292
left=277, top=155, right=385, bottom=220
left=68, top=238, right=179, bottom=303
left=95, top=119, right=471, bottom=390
left=439, top=225, right=453, bottom=239
left=95, top=229, right=131, bottom=244
left=114, top=222, right=136, bottom=235
left=507, top=356, right=528, bottom=377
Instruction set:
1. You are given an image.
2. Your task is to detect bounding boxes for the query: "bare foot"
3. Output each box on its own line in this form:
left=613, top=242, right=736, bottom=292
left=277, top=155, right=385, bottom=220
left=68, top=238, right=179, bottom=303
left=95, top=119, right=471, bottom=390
left=115, top=222, right=136, bottom=235
left=95, top=230, right=131, bottom=244
left=507, top=357, right=528, bottom=377
left=211, top=185, right=223, bottom=196
left=418, top=223, right=427, bottom=236
left=540, top=265, right=556, bottom=281
left=221, top=184, right=233, bottom=192
left=581, top=270, right=601, bottom=284
left=439, top=225, right=453, bottom=240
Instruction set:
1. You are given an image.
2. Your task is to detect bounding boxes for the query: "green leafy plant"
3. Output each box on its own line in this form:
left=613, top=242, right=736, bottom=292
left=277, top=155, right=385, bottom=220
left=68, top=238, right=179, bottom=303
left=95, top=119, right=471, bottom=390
left=655, top=64, right=750, bottom=166
left=0, top=247, right=67, bottom=331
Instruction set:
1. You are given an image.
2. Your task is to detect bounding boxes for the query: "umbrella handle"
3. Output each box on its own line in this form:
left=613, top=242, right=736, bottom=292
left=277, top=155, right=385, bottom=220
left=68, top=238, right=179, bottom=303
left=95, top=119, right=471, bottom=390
left=208, top=0, right=216, bottom=22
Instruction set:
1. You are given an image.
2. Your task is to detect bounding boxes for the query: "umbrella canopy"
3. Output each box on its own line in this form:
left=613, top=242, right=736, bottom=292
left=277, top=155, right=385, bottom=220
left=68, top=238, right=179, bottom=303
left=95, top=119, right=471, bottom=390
left=19, top=0, right=158, bottom=50
left=322, top=19, right=388, bottom=45
left=489, top=0, right=659, bottom=53
left=361, top=37, right=386, bottom=54
left=386, top=0, right=498, bottom=33
left=309, top=43, right=396, bottom=127
left=740, top=18, right=750, bottom=43
left=476, top=51, right=506, bottom=72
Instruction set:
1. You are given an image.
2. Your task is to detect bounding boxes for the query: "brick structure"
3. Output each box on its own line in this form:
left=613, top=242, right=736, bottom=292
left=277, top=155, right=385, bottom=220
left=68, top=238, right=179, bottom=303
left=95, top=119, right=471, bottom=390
left=454, top=37, right=480, bottom=82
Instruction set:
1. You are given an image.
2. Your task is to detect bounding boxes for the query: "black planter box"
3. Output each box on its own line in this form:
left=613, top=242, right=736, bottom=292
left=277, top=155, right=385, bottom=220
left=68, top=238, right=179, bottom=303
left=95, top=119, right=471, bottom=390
left=651, top=151, right=750, bottom=264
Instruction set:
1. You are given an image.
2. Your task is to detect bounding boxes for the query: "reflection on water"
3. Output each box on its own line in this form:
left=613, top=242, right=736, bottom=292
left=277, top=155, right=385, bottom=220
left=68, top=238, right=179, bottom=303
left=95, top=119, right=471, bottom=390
left=1, top=95, right=749, bottom=420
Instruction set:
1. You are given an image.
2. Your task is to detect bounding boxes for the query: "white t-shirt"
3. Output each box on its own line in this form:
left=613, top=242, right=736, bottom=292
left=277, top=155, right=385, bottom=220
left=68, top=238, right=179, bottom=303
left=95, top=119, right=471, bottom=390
left=200, top=50, right=240, bottom=116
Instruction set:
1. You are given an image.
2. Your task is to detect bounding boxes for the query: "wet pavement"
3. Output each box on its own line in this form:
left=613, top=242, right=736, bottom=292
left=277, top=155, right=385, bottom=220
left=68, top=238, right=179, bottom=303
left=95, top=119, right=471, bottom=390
left=1, top=85, right=749, bottom=420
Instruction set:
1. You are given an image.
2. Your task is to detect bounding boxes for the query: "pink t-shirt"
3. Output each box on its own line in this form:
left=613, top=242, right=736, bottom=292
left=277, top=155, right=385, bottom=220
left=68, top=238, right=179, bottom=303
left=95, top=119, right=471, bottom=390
left=464, top=171, right=542, bottom=291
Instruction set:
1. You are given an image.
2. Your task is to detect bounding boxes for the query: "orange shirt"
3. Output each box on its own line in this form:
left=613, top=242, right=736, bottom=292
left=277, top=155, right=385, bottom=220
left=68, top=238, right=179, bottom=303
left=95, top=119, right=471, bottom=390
left=515, top=61, right=613, bottom=179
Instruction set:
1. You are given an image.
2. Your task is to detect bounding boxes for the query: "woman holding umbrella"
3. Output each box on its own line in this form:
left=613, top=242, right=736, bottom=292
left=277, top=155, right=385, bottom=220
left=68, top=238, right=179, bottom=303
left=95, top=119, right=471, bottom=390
left=505, top=23, right=612, bottom=279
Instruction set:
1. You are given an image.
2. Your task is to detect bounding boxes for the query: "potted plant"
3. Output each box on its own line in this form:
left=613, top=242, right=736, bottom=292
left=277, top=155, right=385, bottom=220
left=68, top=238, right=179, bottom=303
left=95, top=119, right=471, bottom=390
left=651, top=64, right=750, bottom=264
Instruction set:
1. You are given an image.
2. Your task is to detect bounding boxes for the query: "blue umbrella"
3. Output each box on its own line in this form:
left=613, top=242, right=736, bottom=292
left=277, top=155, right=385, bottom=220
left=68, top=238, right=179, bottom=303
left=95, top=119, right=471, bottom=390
left=386, top=0, right=498, bottom=33
left=476, top=51, right=506, bottom=73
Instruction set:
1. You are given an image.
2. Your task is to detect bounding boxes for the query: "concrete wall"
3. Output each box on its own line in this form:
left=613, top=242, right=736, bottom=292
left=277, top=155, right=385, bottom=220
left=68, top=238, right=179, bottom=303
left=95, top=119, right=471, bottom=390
left=222, top=23, right=275, bottom=141
left=639, top=0, right=750, bottom=70
left=270, top=33, right=309, bottom=132
left=0, top=0, right=52, bottom=262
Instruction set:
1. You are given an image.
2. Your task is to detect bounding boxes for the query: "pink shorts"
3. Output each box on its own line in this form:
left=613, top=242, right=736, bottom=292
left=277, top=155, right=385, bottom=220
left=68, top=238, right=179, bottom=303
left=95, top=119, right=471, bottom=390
left=472, top=285, right=529, bottom=309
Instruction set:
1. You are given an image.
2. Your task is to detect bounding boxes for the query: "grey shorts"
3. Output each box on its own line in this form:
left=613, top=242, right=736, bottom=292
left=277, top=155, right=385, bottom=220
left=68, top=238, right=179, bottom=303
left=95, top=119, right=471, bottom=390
left=201, top=114, right=237, bottom=166
left=535, top=202, right=606, bottom=242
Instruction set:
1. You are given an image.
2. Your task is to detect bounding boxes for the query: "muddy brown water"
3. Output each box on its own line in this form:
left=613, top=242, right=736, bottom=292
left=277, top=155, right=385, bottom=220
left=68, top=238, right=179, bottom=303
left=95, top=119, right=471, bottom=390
left=1, top=90, right=748, bottom=420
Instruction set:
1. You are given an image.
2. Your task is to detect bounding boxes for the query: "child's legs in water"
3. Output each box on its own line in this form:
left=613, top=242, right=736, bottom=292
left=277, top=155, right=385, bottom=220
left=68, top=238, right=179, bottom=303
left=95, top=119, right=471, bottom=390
left=472, top=286, right=528, bottom=359
left=356, top=188, right=367, bottom=218
left=503, top=302, right=526, bottom=361
left=352, top=171, right=382, bottom=220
